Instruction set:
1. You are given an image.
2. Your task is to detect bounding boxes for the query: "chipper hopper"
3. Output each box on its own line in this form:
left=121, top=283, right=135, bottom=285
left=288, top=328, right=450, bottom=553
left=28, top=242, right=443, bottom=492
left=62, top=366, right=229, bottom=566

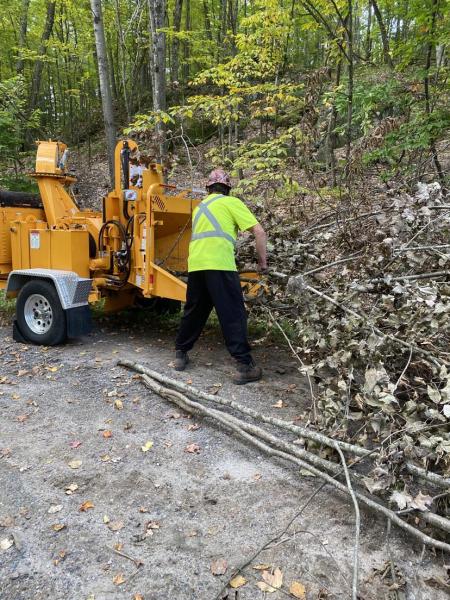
left=0, top=140, right=261, bottom=345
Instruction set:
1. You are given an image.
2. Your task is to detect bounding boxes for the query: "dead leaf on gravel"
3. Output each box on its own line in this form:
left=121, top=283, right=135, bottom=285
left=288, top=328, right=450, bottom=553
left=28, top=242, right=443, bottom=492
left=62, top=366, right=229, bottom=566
left=0, top=516, right=14, bottom=528
left=186, top=379, right=193, bottom=385
left=65, top=483, right=78, bottom=495
left=289, top=581, right=306, bottom=599
left=79, top=501, right=95, bottom=512
left=257, top=568, right=283, bottom=592
left=103, top=515, right=110, bottom=524
left=17, top=370, right=28, bottom=377
left=16, top=414, right=28, bottom=422
left=271, top=400, right=284, bottom=408
left=253, top=473, right=262, bottom=481
left=12, top=393, right=21, bottom=400
left=69, top=440, right=82, bottom=448
left=141, top=440, right=153, bottom=452
left=410, top=491, right=433, bottom=511
left=108, top=389, right=118, bottom=397
left=187, top=423, right=200, bottom=431
left=0, top=448, right=11, bottom=458
left=133, top=595, right=144, bottom=600
left=48, top=505, right=63, bottom=514
left=100, top=454, right=111, bottom=462
left=46, top=365, right=60, bottom=373
left=185, top=443, right=201, bottom=454
left=112, top=573, right=125, bottom=585
left=253, top=564, right=271, bottom=570
left=163, top=440, right=173, bottom=448
left=114, top=399, right=123, bottom=410
left=211, top=558, right=228, bottom=575
left=103, top=430, right=112, bottom=438
left=0, top=537, right=13, bottom=551
left=51, top=523, right=66, bottom=531
left=68, top=460, right=82, bottom=469
left=229, top=575, right=247, bottom=588
left=108, top=520, right=124, bottom=531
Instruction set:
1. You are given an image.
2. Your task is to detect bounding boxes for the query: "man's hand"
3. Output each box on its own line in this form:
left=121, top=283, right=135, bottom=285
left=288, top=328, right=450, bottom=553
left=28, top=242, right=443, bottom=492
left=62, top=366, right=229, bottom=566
left=251, top=224, right=267, bottom=274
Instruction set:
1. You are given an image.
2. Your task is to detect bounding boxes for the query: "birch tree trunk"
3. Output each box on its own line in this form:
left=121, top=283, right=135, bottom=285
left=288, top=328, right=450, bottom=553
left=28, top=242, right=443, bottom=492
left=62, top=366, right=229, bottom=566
left=148, top=0, right=167, bottom=161
left=16, top=0, right=31, bottom=74
left=29, top=0, right=56, bottom=109
left=171, top=0, right=183, bottom=84
left=90, top=0, right=117, bottom=185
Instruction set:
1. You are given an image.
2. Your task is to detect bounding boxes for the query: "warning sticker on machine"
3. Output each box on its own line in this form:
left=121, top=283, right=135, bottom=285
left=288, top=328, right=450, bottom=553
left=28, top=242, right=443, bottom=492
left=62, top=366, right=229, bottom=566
left=30, top=231, right=40, bottom=250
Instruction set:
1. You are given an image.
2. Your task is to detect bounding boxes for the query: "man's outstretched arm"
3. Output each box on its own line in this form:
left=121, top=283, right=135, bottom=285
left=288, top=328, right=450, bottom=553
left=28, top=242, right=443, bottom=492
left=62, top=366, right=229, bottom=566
left=251, top=224, right=267, bottom=272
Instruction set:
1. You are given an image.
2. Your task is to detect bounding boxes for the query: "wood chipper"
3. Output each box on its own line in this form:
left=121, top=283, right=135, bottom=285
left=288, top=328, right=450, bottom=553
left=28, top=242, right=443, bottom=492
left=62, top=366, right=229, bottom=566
left=0, top=140, right=262, bottom=345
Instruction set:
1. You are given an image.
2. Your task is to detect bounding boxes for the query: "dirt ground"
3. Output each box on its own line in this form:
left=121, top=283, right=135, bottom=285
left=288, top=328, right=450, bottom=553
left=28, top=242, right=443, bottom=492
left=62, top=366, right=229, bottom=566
left=0, top=312, right=448, bottom=600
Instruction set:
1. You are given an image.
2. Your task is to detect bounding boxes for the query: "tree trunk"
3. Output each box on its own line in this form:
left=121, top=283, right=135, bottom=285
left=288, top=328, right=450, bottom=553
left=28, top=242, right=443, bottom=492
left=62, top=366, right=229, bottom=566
left=183, top=0, right=190, bottom=83
left=424, top=0, right=444, bottom=186
left=370, top=0, right=394, bottom=68
left=148, top=0, right=167, bottom=161
left=29, top=1, right=56, bottom=109
left=90, top=0, right=117, bottom=185
left=365, top=1, right=372, bottom=60
left=345, top=0, right=353, bottom=179
left=16, top=0, right=31, bottom=74
left=171, top=0, right=183, bottom=83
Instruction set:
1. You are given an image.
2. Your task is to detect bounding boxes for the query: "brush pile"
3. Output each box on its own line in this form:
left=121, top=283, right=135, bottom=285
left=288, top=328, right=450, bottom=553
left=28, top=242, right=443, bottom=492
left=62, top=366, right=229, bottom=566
left=238, top=182, right=449, bottom=521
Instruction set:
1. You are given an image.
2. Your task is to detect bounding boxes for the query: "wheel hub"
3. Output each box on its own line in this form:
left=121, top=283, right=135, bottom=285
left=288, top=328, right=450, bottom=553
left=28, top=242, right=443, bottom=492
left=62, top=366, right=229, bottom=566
left=24, top=294, right=53, bottom=335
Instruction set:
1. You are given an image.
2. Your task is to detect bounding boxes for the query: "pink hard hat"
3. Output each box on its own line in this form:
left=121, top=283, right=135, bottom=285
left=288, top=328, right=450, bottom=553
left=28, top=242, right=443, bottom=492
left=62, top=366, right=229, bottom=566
left=207, top=168, right=232, bottom=189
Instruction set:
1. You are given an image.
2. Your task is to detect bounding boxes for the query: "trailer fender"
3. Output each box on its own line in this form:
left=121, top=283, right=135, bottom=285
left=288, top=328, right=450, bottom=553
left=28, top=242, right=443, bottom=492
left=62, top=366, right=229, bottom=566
left=7, top=269, right=93, bottom=340
left=6, top=269, right=92, bottom=308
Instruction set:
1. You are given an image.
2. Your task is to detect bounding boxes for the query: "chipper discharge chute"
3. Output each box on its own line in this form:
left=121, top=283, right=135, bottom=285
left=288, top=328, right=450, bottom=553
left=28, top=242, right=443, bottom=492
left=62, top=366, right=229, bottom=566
left=0, top=140, right=262, bottom=345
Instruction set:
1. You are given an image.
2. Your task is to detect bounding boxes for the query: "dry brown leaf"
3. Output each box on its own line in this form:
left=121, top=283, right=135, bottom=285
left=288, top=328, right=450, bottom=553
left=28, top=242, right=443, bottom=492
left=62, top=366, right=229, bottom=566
left=100, top=454, right=111, bottom=462
left=16, top=414, right=28, bottom=423
left=0, top=516, right=15, bottom=528
left=133, top=595, right=144, bottom=600
left=184, top=443, right=201, bottom=454
left=68, top=460, right=82, bottom=469
left=257, top=568, right=283, bottom=592
left=253, top=564, right=271, bottom=570
left=289, top=581, right=306, bottom=599
left=48, top=505, right=63, bottom=514
left=210, top=558, right=228, bottom=575
left=65, top=483, right=78, bottom=495
left=108, top=520, right=124, bottom=531
left=46, top=366, right=59, bottom=372
left=51, top=523, right=66, bottom=531
left=229, top=575, right=247, bottom=589
left=114, top=399, right=123, bottom=410
left=112, top=573, right=125, bottom=585
left=79, top=501, right=95, bottom=512
left=139, top=507, right=149, bottom=513
left=187, top=423, right=200, bottom=431
left=271, top=400, right=284, bottom=408
left=12, top=394, right=20, bottom=400
left=103, top=430, right=113, bottom=438
left=17, top=370, right=28, bottom=377
left=69, top=440, right=82, bottom=448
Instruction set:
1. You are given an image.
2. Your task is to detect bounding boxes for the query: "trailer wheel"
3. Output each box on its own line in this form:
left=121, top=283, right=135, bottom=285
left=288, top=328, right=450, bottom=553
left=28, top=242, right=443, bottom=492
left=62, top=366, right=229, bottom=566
left=16, top=280, right=67, bottom=345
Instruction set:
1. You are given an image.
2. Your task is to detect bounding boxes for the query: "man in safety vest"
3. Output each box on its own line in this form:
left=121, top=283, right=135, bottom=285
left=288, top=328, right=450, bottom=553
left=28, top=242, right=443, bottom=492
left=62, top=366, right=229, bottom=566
left=174, top=169, right=267, bottom=384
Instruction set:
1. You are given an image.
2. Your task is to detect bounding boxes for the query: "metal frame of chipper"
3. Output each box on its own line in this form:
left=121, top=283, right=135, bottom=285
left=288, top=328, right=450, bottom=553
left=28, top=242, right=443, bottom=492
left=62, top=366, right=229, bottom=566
left=0, top=139, right=261, bottom=345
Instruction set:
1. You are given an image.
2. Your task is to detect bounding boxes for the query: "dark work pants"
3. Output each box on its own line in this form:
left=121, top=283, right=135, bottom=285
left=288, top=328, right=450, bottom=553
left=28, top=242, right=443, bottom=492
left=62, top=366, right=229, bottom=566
left=175, top=270, right=253, bottom=365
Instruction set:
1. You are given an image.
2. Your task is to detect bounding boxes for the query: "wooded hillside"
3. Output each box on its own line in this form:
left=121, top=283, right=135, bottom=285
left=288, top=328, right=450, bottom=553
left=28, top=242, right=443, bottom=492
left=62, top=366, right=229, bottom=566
left=0, top=0, right=448, bottom=193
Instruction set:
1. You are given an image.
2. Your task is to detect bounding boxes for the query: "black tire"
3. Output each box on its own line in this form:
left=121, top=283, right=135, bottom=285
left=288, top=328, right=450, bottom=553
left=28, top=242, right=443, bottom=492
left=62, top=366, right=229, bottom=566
left=16, top=280, right=67, bottom=345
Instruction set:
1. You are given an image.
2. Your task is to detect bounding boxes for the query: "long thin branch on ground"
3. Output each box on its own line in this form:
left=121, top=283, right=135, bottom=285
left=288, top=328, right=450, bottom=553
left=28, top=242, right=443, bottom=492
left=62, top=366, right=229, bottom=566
left=122, top=364, right=450, bottom=554
left=335, top=442, right=360, bottom=600
left=119, top=360, right=450, bottom=491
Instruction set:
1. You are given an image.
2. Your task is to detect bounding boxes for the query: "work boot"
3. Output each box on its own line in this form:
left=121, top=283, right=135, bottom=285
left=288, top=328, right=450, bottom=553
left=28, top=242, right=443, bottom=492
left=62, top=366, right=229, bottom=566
left=232, top=361, right=262, bottom=385
left=174, top=350, right=189, bottom=371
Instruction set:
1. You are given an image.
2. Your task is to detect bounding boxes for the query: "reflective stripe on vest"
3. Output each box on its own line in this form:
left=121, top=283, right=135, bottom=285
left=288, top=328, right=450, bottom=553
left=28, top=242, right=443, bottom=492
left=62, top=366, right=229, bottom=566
left=191, top=194, right=236, bottom=245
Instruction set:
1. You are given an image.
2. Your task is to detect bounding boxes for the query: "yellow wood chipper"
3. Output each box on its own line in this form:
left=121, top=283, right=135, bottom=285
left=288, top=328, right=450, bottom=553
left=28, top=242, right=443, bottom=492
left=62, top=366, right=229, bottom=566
left=0, top=140, right=261, bottom=345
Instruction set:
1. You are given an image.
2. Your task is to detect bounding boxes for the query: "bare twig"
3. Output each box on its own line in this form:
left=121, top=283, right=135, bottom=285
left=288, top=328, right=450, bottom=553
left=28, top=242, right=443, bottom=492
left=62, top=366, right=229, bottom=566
left=335, top=442, right=360, bottom=600
left=108, top=546, right=144, bottom=567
